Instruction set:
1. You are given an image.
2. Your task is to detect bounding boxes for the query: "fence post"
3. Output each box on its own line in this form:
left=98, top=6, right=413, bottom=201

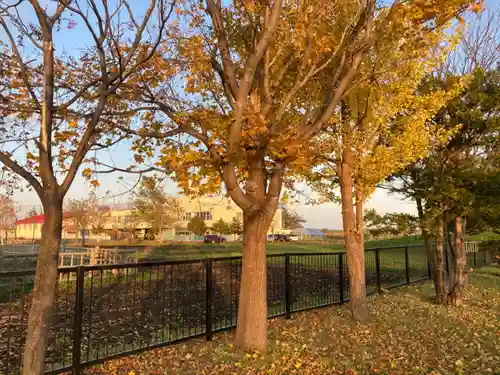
left=473, top=251, right=477, bottom=268
left=404, top=246, right=410, bottom=284
left=375, top=249, right=381, bottom=293
left=285, top=254, right=291, bottom=319
left=205, top=258, right=213, bottom=341
left=72, top=266, right=85, bottom=375
left=338, top=253, right=344, bottom=303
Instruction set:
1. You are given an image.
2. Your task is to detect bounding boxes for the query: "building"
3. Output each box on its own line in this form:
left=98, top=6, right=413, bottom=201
left=14, top=196, right=283, bottom=241
left=15, top=213, right=77, bottom=240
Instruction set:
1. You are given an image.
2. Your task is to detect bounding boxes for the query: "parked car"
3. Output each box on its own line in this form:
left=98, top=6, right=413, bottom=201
left=204, top=234, right=226, bottom=243
left=267, top=234, right=275, bottom=242
left=274, top=234, right=292, bottom=242
left=288, top=234, right=300, bottom=242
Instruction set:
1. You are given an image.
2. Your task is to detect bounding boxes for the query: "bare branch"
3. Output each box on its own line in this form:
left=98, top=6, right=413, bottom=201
left=0, top=151, right=42, bottom=197
left=0, top=17, right=41, bottom=108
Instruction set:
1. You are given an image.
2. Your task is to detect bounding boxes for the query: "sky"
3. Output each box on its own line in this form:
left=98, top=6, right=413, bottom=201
left=3, top=0, right=499, bottom=229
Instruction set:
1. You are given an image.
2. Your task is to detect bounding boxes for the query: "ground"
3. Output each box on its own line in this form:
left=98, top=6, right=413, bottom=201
left=82, top=266, right=499, bottom=375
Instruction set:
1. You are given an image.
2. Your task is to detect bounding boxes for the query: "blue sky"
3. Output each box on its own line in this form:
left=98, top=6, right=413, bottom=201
left=6, top=0, right=499, bottom=229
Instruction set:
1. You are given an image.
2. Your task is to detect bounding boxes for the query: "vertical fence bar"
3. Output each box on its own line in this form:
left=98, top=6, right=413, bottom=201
left=285, top=254, right=291, bottom=319
left=205, top=259, right=213, bottom=341
left=375, top=249, right=381, bottom=292
left=338, top=253, right=344, bottom=303
left=72, top=267, right=85, bottom=375
left=404, top=246, right=410, bottom=284
left=473, top=251, right=477, bottom=268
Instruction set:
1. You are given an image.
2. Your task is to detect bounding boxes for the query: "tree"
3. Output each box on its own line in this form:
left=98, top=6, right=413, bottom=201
left=67, top=192, right=111, bottom=244
left=0, top=1, right=176, bottom=373
left=228, top=217, right=243, bottom=236
left=0, top=195, right=15, bottom=240
left=464, top=170, right=500, bottom=234
left=389, top=68, right=500, bottom=305
left=66, top=196, right=92, bottom=246
left=212, top=218, right=230, bottom=235
left=88, top=204, right=111, bottom=242
left=188, top=216, right=207, bottom=236
left=307, top=1, right=472, bottom=320
left=133, top=178, right=183, bottom=239
left=120, top=0, right=480, bottom=349
left=364, top=209, right=419, bottom=238
left=282, top=206, right=306, bottom=229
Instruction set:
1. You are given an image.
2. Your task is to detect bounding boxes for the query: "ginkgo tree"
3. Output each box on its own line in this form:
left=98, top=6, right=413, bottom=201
left=127, top=0, right=479, bottom=351
left=308, top=22, right=466, bottom=319
left=0, top=1, right=176, bottom=373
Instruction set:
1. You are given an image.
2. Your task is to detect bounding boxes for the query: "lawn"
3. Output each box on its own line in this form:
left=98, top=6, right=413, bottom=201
left=139, top=237, right=426, bottom=261
left=83, top=266, right=500, bottom=375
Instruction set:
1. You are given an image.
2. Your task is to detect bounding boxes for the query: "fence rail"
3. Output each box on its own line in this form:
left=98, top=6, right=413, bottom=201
left=0, top=244, right=495, bottom=375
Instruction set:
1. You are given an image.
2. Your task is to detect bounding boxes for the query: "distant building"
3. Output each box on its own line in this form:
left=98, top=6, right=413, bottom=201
left=14, top=196, right=283, bottom=241
left=15, top=213, right=77, bottom=240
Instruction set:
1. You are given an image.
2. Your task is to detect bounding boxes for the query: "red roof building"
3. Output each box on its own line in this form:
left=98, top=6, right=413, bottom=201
left=15, top=213, right=76, bottom=240
left=16, top=212, right=73, bottom=225
left=16, top=214, right=46, bottom=225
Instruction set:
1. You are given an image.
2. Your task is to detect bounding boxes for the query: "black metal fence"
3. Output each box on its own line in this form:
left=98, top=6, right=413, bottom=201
left=0, top=245, right=495, bottom=375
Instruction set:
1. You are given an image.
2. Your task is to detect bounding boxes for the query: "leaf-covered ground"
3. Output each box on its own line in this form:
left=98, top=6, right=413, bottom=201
left=84, top=269, right=499, bottom=375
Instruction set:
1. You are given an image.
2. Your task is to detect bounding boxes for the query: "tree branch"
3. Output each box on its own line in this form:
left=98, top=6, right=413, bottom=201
left=0, top=151, right=42, bottom=197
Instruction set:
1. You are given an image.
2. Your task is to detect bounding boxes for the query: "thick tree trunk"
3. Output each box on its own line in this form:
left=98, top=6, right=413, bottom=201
left=234, top=211, right=270, bottom=351
left=434, top=215, right=447, bottom=304
left=447, top=216, right=467, bottom=306
left=23, top=198, right=63, bottom=375
left=339, top=152, right=369, bottom=322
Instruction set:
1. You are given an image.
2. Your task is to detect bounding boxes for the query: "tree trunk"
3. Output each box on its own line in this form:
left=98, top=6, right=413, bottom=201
left=23, top=199, right=63, bottom=375
left=81, top=230, right=85, bottom=246
left=434, top=215, right=447, bottom=304
left=447, top=216, right=466, bottom=306
left=339, top=151, right=369, bottom=322
left=234, top=211, right=269, bottom=351
left=416, top=197, right=438, bottom=290
left=355, top=187, right=365, bottom=252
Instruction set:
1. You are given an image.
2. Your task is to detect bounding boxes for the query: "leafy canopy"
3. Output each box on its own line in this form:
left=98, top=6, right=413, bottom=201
left=187, top=215, right=207, bottom=236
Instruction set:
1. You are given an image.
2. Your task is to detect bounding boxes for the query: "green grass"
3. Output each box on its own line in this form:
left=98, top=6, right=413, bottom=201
left=138, top=238, right=427, bottom=261
left=475, top=265, right=500, bottom=277
left=466, top=231, right=500, bottom=241
left=365, top=235, right=424, bottom=248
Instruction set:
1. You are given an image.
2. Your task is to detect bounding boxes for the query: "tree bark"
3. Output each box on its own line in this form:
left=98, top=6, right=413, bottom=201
left=22, top=197, right=63, bottom=375
left=447, top=216, right=467, bottom=306
left=339, top=150, right=369, bottom=322
left=355, top=187, right=365, bottom=253
left=233, top=153, right=277, bottom=352
left=234, top=210, right=270, bottom=351
left=434, top=214, right=447, bottom=304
